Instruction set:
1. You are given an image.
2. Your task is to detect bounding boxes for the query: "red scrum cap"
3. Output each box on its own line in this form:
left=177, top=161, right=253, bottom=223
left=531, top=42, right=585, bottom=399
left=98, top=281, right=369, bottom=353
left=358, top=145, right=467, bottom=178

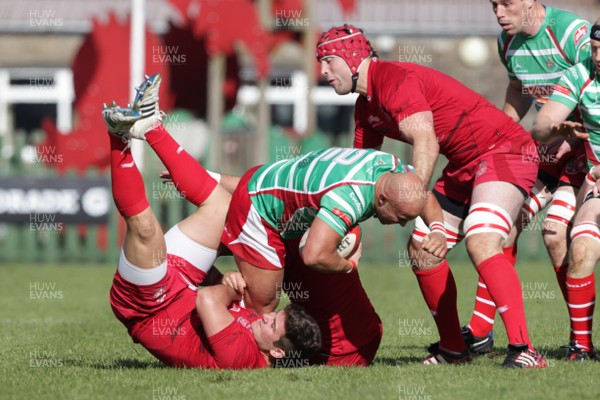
left=316, top=25, right=375, bottom=92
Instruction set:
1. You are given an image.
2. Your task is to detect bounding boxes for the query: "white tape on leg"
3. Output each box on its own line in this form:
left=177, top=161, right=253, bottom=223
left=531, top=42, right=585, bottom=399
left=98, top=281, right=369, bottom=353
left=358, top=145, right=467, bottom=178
left=464, top=202, right=513, bottom=240
left=546, top=189, right=576, bottom=227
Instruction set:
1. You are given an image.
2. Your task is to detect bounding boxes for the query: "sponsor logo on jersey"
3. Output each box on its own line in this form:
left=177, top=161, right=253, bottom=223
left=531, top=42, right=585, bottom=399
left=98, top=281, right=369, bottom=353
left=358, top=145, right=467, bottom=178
left=513, top=59, right=527, bottom=73
left=552, top=84, right=571, bottom=96
left=574, top=25, right=588, bottom=45
left=349, top=192, right=364, bottom=214
left=332, top=208, right=352, bottom=227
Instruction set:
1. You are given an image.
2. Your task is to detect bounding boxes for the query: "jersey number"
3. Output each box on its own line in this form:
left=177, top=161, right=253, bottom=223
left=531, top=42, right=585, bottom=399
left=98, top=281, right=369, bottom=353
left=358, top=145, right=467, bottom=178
left=319, top=148, right=369, bottom=165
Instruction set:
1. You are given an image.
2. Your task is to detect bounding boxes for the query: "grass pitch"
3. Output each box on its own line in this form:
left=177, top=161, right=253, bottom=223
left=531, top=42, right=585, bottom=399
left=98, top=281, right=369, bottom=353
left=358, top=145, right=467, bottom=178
left=2, top=256, right=600, bottom=400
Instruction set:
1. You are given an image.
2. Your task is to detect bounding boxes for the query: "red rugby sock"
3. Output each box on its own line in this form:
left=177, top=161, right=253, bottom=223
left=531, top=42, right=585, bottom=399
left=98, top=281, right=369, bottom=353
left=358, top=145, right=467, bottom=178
left=109, top=135, right=149, bottom=218
left=145, top=124, right=217, bottom=206
left=414, top=260, right=466, bottom=353
left=566, top=274, right=595, bottom=351
left=467, top=246, right=517, bottom=337
left=554, top=264, right=569, bottom=302
left=476, top=253, right=531, bottom=347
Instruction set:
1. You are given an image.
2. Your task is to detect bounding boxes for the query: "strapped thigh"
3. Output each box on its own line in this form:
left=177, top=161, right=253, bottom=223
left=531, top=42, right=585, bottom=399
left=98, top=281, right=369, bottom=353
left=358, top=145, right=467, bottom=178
left=464, top=202, right=513, bottom=240
left=571, top=221, right=600, bottom=244
left=545, top=189, right=576, bottom=227
left=521, top=186, right=548, bottom=223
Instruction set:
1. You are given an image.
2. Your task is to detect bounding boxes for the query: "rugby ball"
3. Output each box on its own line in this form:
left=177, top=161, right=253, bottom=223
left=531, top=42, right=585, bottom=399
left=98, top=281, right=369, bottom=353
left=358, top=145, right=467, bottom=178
left=299, top=224, right=362, bottom=259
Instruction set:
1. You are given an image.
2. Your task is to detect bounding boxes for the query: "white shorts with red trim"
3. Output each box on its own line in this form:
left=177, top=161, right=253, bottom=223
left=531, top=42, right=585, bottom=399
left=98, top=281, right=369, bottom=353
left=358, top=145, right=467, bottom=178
left=222, top=166, right=286, bottom=271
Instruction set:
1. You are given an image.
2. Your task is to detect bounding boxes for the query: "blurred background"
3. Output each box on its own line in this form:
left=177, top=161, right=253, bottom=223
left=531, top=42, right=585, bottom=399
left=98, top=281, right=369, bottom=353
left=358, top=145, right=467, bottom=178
left=0, top=0, right=597, bottom=264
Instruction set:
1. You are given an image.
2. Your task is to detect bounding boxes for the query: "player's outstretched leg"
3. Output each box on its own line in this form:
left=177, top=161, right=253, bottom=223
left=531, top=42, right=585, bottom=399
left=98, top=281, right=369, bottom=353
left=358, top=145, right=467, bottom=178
left=128, top=73, right=231, bottom=253
left=103, top=101, right=167, bottom=273
left=129, top=73, right=221, bottom=207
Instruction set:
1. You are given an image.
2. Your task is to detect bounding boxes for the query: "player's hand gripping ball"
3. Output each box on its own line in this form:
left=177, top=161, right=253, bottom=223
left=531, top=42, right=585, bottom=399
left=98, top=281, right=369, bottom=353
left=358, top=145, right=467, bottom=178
left=299, top=224, right=362, bottom=259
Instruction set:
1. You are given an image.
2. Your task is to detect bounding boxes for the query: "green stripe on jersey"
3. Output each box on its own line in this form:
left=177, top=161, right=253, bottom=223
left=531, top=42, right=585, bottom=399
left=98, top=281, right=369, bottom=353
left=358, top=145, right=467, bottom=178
left=550, top=58, right=600, bottom=167
left=498, top=6, right=590, bottom=111
left=248, top=147, right=413, bottom=238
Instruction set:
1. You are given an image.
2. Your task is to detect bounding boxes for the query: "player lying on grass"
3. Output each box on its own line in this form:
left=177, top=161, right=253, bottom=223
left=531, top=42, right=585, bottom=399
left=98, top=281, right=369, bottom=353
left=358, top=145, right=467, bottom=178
left=107, top=72, right=380, bottom=368
left=531, top=22, right=600, bottom=361
left=318, top=24, right=546, bottom=368
left=217, top=244, right=383, bottom=367
left=103, top=74, right=320, bottom=369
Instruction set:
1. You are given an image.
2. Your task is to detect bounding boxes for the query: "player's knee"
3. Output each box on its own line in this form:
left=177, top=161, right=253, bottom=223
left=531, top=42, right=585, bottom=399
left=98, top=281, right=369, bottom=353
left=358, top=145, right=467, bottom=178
left=465, top=233, right=503, bottom=264
left=127, top=212, right=161, bottom=243
left=407, top=237, right=420, bottom=258
left=569, top=222, right=600, bottom=273
left=465, top=235, right=486, bottom=257
left=411, top=253, right=440, bottom=270
left=541, top=220, right=568, bottom=248
left=505, top=224, right=520, bottom=247
left=570, top=236, right=600, bottom=266
left=569, top=239, right=593, bottom=274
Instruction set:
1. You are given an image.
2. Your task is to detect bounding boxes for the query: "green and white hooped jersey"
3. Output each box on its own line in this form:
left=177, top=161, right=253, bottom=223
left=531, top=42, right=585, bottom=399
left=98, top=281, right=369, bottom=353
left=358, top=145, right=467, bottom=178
left=498, top=6, right=591, bottom=111
left=248, top=147, right=414, bottom=239
left=550, top=58, right=600, bottom=168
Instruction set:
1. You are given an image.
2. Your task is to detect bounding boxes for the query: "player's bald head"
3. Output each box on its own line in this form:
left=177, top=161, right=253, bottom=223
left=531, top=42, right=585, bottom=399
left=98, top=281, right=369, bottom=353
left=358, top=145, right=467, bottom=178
left=375, top=172, right=426, bottom=225
left=385, top=173, right=427, bottom=218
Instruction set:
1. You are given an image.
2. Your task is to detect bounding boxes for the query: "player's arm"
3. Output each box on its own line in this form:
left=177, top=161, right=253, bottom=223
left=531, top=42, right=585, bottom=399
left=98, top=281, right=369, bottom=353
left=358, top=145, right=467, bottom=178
left=503, top=79, right=532, bottom=122
left=398, top=111, right=438, bottom=188
left=195, top=284, right=240, bottom=337
left=300, top=217, right=356, bottom=273
left=531, top=100, right=585, bottom=143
